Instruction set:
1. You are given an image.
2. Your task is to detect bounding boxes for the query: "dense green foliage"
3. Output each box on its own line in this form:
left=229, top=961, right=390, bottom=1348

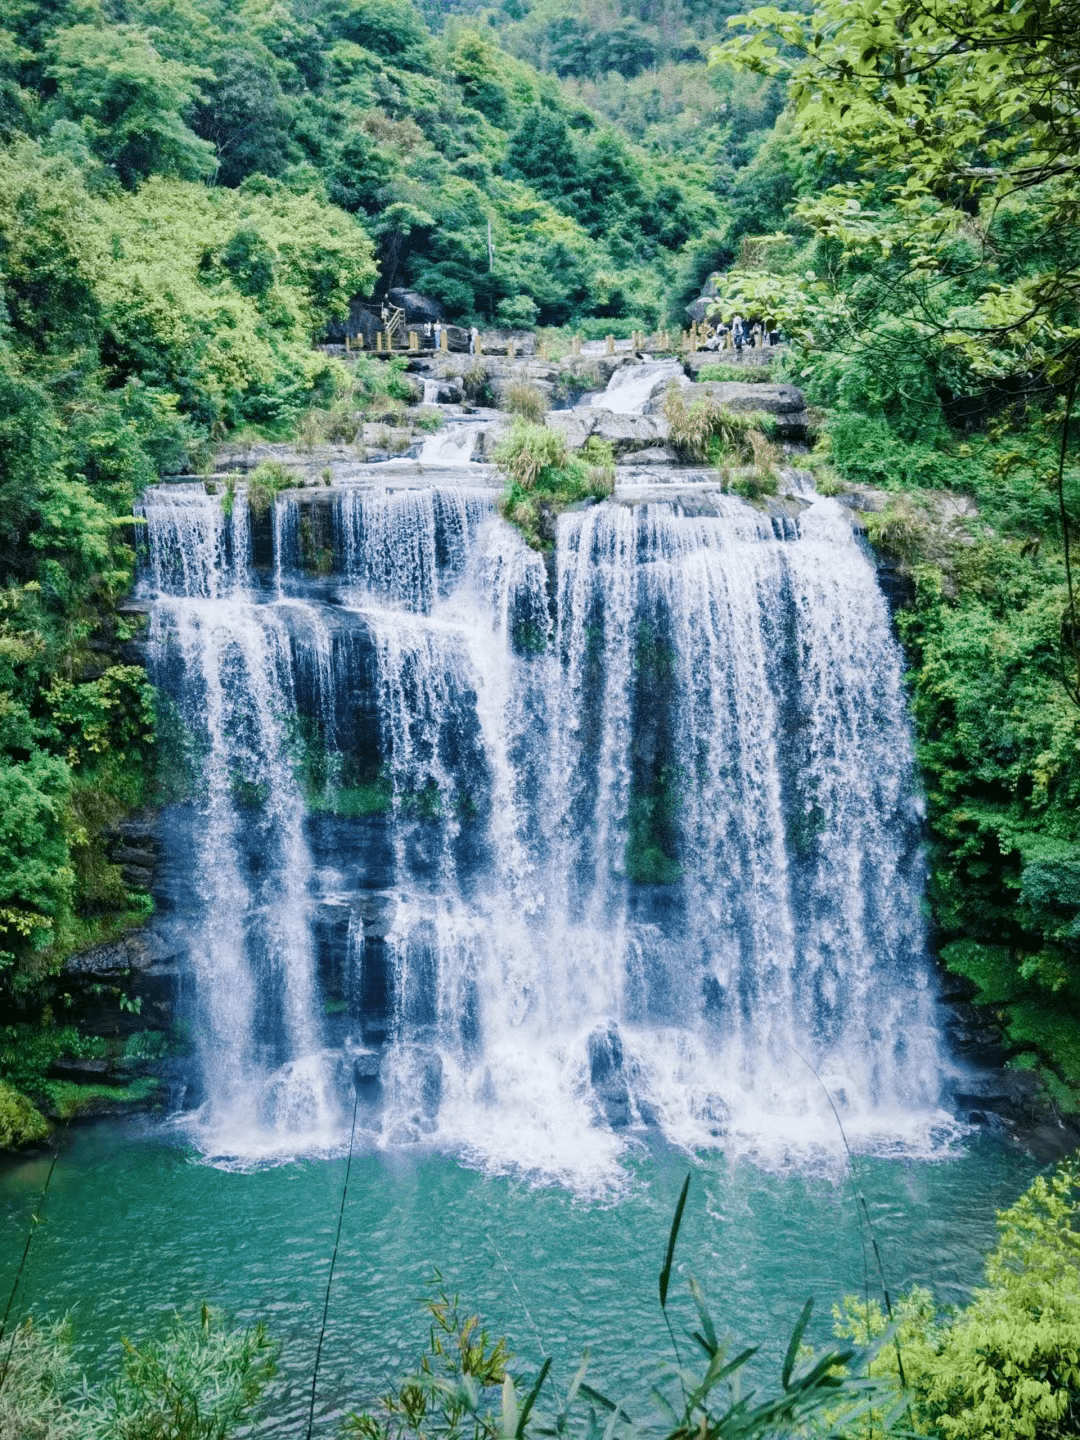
left=0, top=1307, right=276, bottom=1439
left=475, top=0, right=788, bottom=308
left=661, top=385, right=779, bottom=494
left=833, top=1161, right=1080, bottom=1438
left=0, top=1075, right=49, bottom=1147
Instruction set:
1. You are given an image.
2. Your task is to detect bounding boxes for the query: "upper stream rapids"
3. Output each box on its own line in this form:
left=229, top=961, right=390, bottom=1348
left=133, top=360, right=959, bottom=1188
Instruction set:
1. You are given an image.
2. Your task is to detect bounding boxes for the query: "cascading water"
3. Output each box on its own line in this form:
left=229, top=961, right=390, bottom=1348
left=589, top=358, right=685, bottom=413
left=139, top=457, right=949, bottom=1184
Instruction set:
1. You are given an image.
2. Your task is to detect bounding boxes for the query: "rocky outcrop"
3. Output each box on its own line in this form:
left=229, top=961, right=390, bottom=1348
left=682, top=349, right=774, bottom=377
left=388, top=288, right=443, bottom=323
left=645, top=380, right=810, bottom=440
left=546, top=407, right=670, bottom=458
left=587, top=1022, right=632, bottom=1128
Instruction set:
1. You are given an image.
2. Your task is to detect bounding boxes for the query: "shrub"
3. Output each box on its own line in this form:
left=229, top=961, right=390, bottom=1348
left=860, top=495, right=933, bottom=565
left=501, top=381, right=547, bottom=423
left=662, top=384, right=776, bottom=470
left=0, top=1308, right=275, bottom=1440
left=0, top=1318, right=76, bottom=1439
left=696, top=363, right=775, bottom=383
left=833, top=1160, right=1080, bottom=1440
left=245, top=459, right=299, bottom=518
left=462, top=364, right=497, bottom=407
left=0, top=1078, right=50, bottom=1147
left=495, top=422, right=614, bottom=549
left=83, top=1305, right=276, bottom=1440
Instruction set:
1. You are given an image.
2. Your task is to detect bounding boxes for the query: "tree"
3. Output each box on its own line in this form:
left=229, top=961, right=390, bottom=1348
left=318, top=0, right=433, bottom=70
left=193, top=46, right=294, bottom=188
left=46, top=24, right=215, bottom=186
left=713, top=0, right=1080, bottom=385
left=504, top=106, right=581, bottom=201
left=713, top=0, right=1080, bottom=691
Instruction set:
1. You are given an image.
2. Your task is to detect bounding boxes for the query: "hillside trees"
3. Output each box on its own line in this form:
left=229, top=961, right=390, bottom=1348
left=0, top=132, right=376, bottom=995
left=713, top=0, right=1080, bottom=406
left=0, top=0, right=732, bottom=1013
left=46, top=24, right=215, bottom=186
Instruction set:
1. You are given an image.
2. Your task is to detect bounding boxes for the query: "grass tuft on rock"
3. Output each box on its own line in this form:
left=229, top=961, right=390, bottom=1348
left=495, top=420, right=614, bottom=550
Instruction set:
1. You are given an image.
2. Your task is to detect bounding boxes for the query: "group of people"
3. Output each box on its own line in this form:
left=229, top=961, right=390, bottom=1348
left=701, top=314, right=780, bottom=351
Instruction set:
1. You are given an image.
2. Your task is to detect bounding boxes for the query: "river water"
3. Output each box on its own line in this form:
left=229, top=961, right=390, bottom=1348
left=0, top=1127, right=1036, bottom=1434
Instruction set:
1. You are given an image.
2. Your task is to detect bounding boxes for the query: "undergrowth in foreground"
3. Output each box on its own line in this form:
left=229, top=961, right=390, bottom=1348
left=496, top=421, right=615, bottom=549
left=0, top=1306, right=276, bottom=1440
left=7, top=1166, right=1077, bottom=1438
left=347, top=1176, right=891, bottom=1440
left=831, top=1159, right=1080, bottom=1439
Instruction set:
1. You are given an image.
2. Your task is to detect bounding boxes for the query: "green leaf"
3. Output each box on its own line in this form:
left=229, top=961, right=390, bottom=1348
left=516, top=1357, right=551, bottom=1438
left=782, top=1298, right=814, bottom=1389
left=687, top=1276, right=718, bottom=1357
left=659, top=1173, right=690, bottom=1310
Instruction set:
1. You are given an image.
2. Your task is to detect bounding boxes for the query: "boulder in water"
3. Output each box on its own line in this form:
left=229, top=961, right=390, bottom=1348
left=587, top=1022, right=633, bottom=1128
left=684, top=296, right=714, bottom=324
left=617, top=446, right=679, bottom=466
left=590, top=411, right=670, bottom=456
left=546, top=408, right=670, bottom=458
left=435, top=377, right=464, bottom=404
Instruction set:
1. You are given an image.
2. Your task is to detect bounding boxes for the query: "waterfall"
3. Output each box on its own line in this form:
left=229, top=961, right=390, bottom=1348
left=139, top=473, right=948, bottom=1183
left=589, top=359, right=685, bottom=413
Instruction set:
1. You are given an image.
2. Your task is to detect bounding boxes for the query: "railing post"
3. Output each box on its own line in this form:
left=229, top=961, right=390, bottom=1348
left=606, top=334, right=614, bottom=355
left=409, top=331, right=418, bottom=351
left=440, top=328, right=448, bottom=352
left=376, top=331, right=384, bottom=353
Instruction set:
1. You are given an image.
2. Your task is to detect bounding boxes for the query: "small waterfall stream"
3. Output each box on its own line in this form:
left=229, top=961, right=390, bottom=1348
left=138, top=406, right=948, bottom=1183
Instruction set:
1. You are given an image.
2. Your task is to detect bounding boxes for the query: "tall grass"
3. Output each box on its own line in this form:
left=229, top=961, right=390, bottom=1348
left=663, top=386, right=780, bottom=498
left=495, top=422, right=614, bottom=550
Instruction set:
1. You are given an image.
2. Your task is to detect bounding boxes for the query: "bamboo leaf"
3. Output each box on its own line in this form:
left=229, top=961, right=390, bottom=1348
left=659, top=1174, right=691, bottom=1310
left=578, top=1383, right=618, bottom=1414
left=516, top=1358, right=552, bottom=1439
left=781, top=1298, right=814, bottom=1390
left=502, top=1373, right=518, bottom=1439
left=687, top=1277, right=718, bottom=1356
